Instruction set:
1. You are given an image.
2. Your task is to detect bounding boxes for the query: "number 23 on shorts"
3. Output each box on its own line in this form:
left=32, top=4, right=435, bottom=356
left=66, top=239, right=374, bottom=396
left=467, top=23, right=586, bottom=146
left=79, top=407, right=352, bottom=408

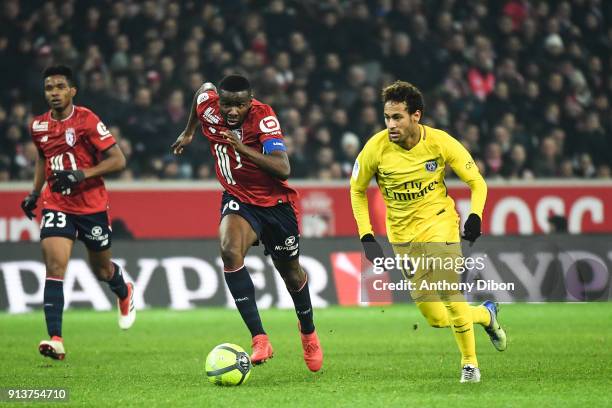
left=40, top=211, right=67, bottom=229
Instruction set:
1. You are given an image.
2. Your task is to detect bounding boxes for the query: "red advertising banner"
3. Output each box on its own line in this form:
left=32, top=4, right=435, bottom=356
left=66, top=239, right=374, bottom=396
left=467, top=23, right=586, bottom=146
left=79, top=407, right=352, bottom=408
left=1, top=181, right=611, bottom=241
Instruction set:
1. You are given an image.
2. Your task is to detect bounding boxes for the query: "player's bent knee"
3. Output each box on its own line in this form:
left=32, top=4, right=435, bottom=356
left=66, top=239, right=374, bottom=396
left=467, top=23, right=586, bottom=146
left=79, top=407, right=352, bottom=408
left=426, top=316, right=449, bottom=328
left=420, top=308, right=449, bottom=328
left=416, top=303, right=449, bottom=328
left=275, top=262, right=305, bottom=292
left=44, top=260, right=67, bottom=279
left=92, top=264, right=114, bottom=281
left=220, top=246, right=244, bottom=269
left=283, top=274, right=306, bottom=292
left=45, top=267, right=65, bottom=279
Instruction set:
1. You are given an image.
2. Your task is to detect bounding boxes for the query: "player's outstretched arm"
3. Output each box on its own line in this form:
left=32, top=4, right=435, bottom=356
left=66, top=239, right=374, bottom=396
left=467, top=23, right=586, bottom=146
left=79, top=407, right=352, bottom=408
left=171, top=130, right=194, bottom=155
left=442, top=133, right=487, bottom=244
left=172, top=82, right=216, bottom=155
left=350, top=144, right=378, bottom=241
left=350, top=140, right=387, bottom=264
left=221, top=130, right=290, bottom=180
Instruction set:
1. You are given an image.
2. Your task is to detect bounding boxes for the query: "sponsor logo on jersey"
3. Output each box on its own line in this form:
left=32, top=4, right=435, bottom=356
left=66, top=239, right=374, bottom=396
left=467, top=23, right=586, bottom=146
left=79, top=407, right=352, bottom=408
left=203, top=107, right=221, bottom=124
left=259, top=115, right=280, bottom=133
left=65, top=128, right=76, bottom=146
left=383, top=180, right=440, bottom=202
left=97, top=122, right=111, bottom=139
left=32, top=120, right=48, bottom=132
left=197, top=92, right=209, bottom=104
left=425, top=160, right=438, bottom=172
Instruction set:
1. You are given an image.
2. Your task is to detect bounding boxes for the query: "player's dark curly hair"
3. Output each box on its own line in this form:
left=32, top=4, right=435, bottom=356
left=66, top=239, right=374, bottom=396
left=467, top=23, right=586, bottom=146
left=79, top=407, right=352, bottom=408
left=382, top=81, right=424, bottom=115
left=219, top=74, right=252, bottom=94
left=43, top=65, right=76, bottom=86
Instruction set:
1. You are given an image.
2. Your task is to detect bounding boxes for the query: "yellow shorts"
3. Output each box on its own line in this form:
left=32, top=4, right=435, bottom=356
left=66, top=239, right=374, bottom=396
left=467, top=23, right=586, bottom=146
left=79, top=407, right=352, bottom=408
left=392, top=242, right=466, bottom=302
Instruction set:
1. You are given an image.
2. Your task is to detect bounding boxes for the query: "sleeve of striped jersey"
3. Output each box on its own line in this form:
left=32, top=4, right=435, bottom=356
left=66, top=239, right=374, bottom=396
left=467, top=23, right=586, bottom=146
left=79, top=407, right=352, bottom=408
left=350, top=141, right=379, bottom=239
left=85, top=112, right=116, bottom=152
left=196, top=90, right=216, bottom=108
left=257, top=106, right=284, bottom=144
left=28, top=119, right=37, bottom=147
left=440, top=133, right=487, bottom=217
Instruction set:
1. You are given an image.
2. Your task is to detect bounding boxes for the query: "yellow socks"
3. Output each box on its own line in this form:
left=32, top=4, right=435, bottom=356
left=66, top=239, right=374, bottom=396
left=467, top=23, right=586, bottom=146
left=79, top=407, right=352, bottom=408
left=444, top=301, right=478, bottom=367
left=416, top=301, right=481, bottom=367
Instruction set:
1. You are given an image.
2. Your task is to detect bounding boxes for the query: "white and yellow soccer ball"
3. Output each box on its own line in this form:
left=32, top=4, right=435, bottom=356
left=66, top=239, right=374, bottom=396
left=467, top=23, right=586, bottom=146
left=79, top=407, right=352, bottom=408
left=205, top=343, right=252, bottom=386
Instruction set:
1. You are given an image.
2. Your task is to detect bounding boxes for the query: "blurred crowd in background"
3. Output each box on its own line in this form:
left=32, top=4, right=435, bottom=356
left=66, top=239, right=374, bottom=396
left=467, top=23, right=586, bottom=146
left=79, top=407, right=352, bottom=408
left=1, top=0, right=611, bottom=182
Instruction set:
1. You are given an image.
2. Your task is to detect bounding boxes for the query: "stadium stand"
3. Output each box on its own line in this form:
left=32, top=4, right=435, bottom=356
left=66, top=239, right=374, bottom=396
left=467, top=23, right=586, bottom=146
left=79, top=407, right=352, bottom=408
left=1, top=0, right=610, bottom=181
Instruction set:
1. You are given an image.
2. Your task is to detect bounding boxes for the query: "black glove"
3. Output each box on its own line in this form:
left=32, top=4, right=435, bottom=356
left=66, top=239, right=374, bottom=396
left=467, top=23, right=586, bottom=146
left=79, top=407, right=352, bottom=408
left=462, top=213, right=482, bottom=243
left=360, top=234, right=385, bottom=264
left=51, top=170, right=85, bottom=193
left=21, top=191, right=40, bottom=220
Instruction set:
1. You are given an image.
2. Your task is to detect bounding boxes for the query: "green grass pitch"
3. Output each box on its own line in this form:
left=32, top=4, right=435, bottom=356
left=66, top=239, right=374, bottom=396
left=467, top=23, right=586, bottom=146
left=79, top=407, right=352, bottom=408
left=1, top=304, right=610, bottom=407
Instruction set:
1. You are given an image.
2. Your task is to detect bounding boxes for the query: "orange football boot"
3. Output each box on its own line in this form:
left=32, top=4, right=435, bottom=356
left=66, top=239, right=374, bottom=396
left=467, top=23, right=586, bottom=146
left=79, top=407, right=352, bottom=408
left=250, top=334, right=274, bottom=365
left=299, top=323, right=323, bottom=372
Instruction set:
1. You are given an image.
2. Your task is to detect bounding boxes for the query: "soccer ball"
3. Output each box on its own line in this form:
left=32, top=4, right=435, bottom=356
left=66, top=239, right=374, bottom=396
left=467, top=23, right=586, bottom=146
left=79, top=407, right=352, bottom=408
left=205, top=343, right=252, bottom=386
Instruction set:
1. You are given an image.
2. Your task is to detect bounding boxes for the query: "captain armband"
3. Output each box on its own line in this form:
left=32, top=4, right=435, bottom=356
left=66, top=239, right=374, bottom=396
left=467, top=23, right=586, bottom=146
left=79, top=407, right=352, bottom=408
left=262, top=138, right=286, bottom=154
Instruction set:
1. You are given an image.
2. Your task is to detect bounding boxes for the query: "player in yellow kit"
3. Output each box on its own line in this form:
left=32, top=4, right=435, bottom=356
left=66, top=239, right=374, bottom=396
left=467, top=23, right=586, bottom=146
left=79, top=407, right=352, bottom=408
left=350, top=81, right=506, bottom=383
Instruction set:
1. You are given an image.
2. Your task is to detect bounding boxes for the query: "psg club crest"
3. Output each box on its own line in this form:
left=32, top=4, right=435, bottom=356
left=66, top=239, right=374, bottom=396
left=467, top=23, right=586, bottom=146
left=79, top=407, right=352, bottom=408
left=425, top=160, right=438, bottom=172
left=65, top=128, right=76, bottom=146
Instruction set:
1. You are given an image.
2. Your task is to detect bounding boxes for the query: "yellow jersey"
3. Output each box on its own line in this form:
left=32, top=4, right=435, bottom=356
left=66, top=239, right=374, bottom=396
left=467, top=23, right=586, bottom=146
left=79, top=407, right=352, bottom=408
left=350, top=124, right=487, bottom=243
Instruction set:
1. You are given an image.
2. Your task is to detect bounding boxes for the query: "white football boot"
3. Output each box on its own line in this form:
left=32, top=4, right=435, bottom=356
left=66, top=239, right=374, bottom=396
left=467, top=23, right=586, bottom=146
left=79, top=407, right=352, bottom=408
left=460, top=364, right=481, bottom=383
left=39, top=336, right=65, bottom=360
left=118, top=282, right=136, bottom=330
